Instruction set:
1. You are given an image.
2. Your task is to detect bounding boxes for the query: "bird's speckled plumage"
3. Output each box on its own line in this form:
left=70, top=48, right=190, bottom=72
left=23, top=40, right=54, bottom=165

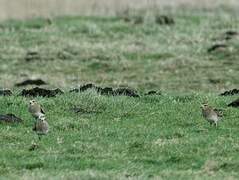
left=201, top=103, right=220, bottom=126
left=33, top=114, right=49, bottom=140
left=28, top=100, right=45, bottom=119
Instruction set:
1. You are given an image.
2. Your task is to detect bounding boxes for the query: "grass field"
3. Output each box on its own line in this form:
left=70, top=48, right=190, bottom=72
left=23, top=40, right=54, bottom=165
left=0, top=7, right=239, bottom=92
left=0, top=0, right=238, bottom=20
left=0, top=92, right=239, bottom=179
left=0, top=4, right=239, bottom=180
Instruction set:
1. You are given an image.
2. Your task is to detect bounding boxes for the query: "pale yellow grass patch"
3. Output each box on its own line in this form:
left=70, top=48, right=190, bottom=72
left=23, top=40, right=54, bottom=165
left=0, top=0, right=238, bottom=21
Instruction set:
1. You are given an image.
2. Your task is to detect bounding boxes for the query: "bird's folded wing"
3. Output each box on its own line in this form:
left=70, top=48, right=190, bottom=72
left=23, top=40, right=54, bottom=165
left=40, top=107, right=45, bottom=114
left=214, top=108, right=223, bottom=117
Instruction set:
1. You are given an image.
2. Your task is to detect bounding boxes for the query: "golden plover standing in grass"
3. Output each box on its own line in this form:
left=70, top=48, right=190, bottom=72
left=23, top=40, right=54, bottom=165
left=28, top=100, right=45, bottom=119
left=201, top=103, right=221, bottom=127
left=33, top=114, right=49, bottom=140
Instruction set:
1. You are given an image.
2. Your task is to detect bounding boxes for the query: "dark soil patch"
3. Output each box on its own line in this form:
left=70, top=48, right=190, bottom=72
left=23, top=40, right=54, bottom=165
left=228, top=98, right=239, bottom=108
left=0, top=114, right=23, bottom=123
left=15, top=79, right=47, bottom=87
left=0, top=89, right=13, bottom=96
left=122, top=16, right=131, bottom=23
left=208, top=44, right=228, bottom=53
left=209, top=79, right=221, bottom=84
left=99, top=87, right=115, bottom=96
left=24, top=162, right=44, bottom=170
left=122, top=15, right=144, bottom=24
left=219, top=162, right=239, bottom=172
left=70, top=83, right=140, bottom=98
left=225, top=31, right=238, bottom=36
left=224, top=31, right=238, bottom=40
left=114, top=88, right=140, bottom=97
left=19, top=87, right=63, bottom=97
left=133, top=16, right=144, bottom=24
left=123, top=15, right=174, bottom=25
left=155, top=15, right=175, bottom=25
left=78, top=83, right=96, bottom=91
left=220, top=89, right=239, bottom=96
left=144, top=90, right=161, bottom=96
left=25, top=51, right=41, bottom=62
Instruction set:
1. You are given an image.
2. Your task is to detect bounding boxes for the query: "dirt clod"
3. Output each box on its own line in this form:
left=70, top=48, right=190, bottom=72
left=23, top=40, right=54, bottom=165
left=209, top=79, right=221, bottom=84
left=15, top=79, right=47, bottom=87
left=155, top=15, right=175, bottom=25
left=220, top=89, right=239, bottom=96
left=25, top=51, right=41, bottom=62
left=208, top=44, right=228, bottom=53
left=144, top=90, right=161, bottom=96
left=0, top=114, right=23, bottom=123
left=99, top=87, right=114, bottom=95
left=228, top=98, right=239, bottom=108
left=114, top=88, right=140, bottom=97
left=20, top=87, right=63, bottom=97
left=0, top=89, right=13, bottom=96
left=70, top=84, right=140, bottom=97
left=224, top=31, right=238, bottom=40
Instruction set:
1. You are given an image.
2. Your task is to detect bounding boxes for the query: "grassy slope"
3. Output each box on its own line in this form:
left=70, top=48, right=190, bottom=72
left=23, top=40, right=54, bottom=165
left=0, top=92, right=238, bottom=179
left=0, top=6, right=239, bottom=180
left=0, top=8, right=238, bottom=92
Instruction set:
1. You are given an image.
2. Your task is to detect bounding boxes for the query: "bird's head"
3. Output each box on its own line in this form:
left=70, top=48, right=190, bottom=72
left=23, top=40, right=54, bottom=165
left=38, top=114, right=46, bottom=121
left=201, top=103, right=208, bottom=109
left=29, top=100, right=37, bottom=106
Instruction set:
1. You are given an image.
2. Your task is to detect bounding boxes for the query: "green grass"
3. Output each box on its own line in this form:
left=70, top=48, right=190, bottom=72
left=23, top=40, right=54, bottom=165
left=0, top=92, right=238, bottom=179
left=0, top=8, right=239, bottom=92
left=0, top=6, right=239, bottom=179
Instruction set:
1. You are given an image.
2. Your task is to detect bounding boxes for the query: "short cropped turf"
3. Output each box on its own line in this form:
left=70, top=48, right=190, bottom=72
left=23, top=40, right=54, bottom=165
left=0, top=92, right=239, bottom=179
left=0, top=7, right=238, bottom=92
left=0, top=4, right=239, bottom=180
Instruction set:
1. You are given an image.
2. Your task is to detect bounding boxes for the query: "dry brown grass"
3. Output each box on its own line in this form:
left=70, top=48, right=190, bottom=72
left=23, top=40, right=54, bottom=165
left=0, top=0, right=238, bottom=20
